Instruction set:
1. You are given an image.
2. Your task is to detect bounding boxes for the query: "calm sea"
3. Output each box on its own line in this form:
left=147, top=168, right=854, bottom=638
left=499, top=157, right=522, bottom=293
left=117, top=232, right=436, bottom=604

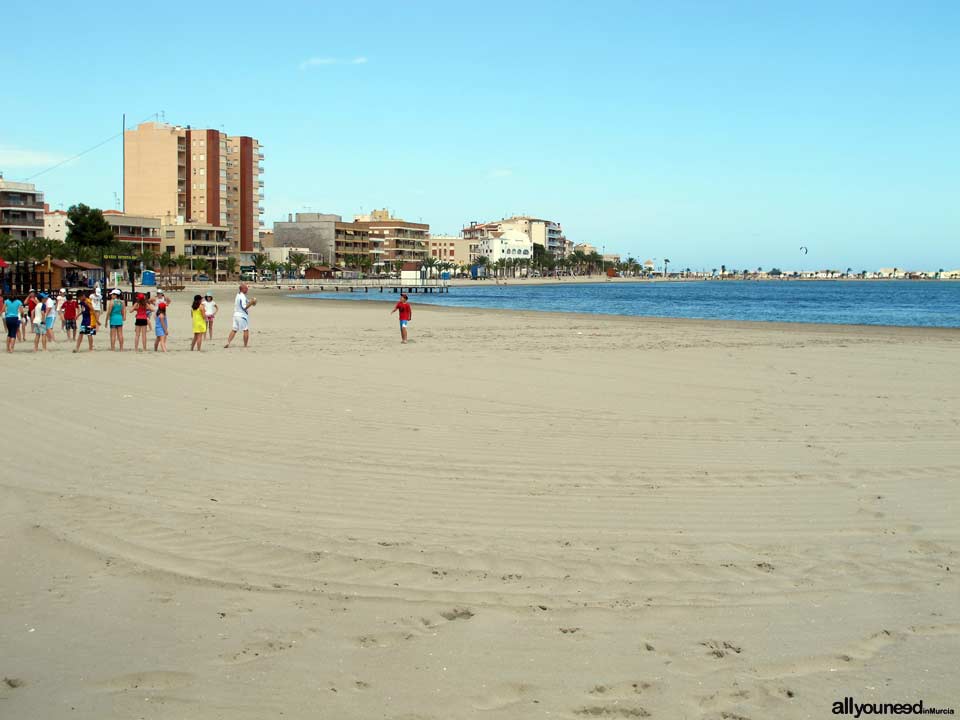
left=296, top=281, right=960, bottom=328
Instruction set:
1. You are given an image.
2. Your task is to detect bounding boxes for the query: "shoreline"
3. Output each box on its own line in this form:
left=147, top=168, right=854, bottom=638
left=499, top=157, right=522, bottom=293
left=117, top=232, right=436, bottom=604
left=272, top=287, right=960, bottom=334
left=283, top=293, right=960, bottom=336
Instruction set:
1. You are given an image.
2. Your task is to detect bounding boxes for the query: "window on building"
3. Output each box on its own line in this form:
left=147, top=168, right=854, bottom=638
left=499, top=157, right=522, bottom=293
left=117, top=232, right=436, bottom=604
left=200, top=168, right=205, bottom=175
left=165, top=230, right=175, bottom=238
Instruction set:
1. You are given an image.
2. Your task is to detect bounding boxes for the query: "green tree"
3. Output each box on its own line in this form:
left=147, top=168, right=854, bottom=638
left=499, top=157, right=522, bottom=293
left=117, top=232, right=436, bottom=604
left=139, top=248, right=159, bottom=273
left=251, top=253, right=268, bottom=277
left=288, top=252, right=307, bottom=277
left=158, top=251, right=173, bottom=284
left=474, top=255, right=490, bottom=277
left=65, top=204, right=114, bottom=262
left=226, top=256, right=238, bottom=280
left=194, top=258, right=210, bottom=279
left=175, top=254, right=189, bottom=283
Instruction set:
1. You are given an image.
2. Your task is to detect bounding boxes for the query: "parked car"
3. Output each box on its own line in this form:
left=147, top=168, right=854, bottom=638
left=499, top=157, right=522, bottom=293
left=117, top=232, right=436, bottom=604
left=197, top=274, right=210, bottom=281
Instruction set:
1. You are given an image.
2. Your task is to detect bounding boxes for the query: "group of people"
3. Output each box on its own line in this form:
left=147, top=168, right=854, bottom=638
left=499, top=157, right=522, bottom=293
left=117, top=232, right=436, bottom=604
left=4, top=284, right=414, bottom=354
left=2, top=284, right=257, bottom=354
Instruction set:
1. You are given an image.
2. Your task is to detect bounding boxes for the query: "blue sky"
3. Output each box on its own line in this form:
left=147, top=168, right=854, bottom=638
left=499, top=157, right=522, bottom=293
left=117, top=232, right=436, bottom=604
left=3, top=0, right=957, bottom=270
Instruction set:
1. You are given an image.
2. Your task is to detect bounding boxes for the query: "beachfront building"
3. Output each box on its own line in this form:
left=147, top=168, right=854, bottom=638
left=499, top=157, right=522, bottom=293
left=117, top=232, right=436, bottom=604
left=273, top=212, right=375, bottom=268
left=426, top=235, right=478, bottom=267
left=43, top=205, right=68, bottom=242
left=355, top=209, right=428, bottom=270
left=0, top=175, right=45, bottom=243
left=463, top=215, right=567, bottom=258
left=102, top=211, right=162, bottom=252
left=124, top=121, right=264, bottom=261
left=575, top=243, right=598, bottom=256
left=159, top=219, right=230, bottom=281
left=259, top=229, right=275, bottom=249
left=477, top=228, right=533, bottom=264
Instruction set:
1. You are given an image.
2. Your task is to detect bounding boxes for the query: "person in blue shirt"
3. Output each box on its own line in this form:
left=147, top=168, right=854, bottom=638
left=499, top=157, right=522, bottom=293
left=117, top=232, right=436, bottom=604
left=4, top=295, right=24, bottom=353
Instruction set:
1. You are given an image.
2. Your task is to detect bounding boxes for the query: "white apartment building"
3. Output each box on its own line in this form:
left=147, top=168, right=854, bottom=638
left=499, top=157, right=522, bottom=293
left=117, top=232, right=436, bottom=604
left=477, top=229, right=533, bottom=263
left=463, top=215, right=567, bottom=257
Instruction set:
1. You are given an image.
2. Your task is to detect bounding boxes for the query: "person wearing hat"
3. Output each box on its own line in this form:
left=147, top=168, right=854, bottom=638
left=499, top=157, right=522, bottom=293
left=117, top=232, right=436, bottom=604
left=107, top=289, right=126, bottom=352
left=202, top=292, right=218, bottom=341
left=153, top=293, right=169, bottom=353
left=155, top=288, right=170, bottom=312
left=131, top=292, right=151, bottom=352
left=56, top=288, right=67, bottom=331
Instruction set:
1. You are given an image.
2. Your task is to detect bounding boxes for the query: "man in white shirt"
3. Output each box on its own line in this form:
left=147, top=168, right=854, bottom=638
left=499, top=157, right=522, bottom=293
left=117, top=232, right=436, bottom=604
left=223, top=284, right=257, bottom=348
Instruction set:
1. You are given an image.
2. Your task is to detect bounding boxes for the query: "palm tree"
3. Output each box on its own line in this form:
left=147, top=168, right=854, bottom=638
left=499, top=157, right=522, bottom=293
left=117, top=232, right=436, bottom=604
left=663, top=258, right=670, bottom=277
left=251, top=253, right=268, bottom=279
left=193, top=258, right=209, bottom=280
left=140, top=248, right=159, bottom=272
left=288, top=252, right=307, bottom=278
left=175, top=254, right=189, bottom=283
left=474, top=255, right=490, bottom=278
left=226, top=256, right=238, bottom=280
left=158, top=251, right=173, bottom=284
left=422, top=255, right=438, bottom=280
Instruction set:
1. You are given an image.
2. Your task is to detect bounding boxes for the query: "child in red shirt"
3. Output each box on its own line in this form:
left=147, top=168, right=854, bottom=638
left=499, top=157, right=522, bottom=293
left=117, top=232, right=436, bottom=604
left=61, top=295, right=79, bottom=341
left=390, top=293, right=412, bottom=344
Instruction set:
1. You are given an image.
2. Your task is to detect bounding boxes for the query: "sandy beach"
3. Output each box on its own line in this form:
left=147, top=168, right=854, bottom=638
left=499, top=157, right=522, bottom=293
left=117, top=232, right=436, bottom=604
left=1, top=292, right=957, bottom=719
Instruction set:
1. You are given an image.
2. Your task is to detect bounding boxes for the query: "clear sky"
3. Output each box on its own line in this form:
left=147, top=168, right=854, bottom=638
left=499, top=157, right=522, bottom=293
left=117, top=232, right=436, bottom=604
left=3, top=0, right=957, bottom=270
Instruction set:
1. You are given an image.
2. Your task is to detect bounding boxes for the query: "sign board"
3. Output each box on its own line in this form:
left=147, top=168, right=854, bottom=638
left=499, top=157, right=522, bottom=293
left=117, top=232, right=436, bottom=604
left=103, top=254, right=138, bottom=260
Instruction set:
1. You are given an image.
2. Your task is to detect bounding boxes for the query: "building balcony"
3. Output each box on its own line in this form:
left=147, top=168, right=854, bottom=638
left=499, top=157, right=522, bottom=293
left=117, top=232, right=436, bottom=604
left=0, top=198, right=44, bottom=210
left=0, top=216, right=44, bottom=227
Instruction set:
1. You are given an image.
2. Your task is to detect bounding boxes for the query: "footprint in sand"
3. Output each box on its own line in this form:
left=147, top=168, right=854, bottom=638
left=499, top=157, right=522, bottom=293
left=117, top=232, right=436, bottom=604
left=701, top=640, right=743, bottom=659
left=574, top=706, right=650, bottom=717
left=93, top=671, right=193, bottom=693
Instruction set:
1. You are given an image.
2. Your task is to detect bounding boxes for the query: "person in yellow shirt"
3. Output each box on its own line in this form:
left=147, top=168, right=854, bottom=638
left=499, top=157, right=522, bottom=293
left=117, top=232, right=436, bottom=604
left=190, top=294, right=207, bottom=351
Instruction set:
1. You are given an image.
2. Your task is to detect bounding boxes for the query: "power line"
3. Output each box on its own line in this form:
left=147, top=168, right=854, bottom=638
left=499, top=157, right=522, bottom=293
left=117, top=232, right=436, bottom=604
left=23, top=111, right=163, bottom=182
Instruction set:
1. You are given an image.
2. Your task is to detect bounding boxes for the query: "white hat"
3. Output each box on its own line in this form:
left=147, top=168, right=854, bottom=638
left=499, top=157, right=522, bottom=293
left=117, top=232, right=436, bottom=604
left=157, top=289, right=165, bottom=294
left=110, top=289, right=121, bottom=295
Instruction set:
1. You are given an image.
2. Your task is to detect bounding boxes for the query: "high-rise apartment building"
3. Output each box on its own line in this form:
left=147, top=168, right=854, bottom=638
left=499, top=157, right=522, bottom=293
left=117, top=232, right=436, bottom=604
left=124, top=122, right=264, bottom=258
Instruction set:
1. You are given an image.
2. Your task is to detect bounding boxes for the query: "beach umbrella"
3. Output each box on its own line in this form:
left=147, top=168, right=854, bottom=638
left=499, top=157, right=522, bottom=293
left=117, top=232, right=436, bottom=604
left=0, top=257, right=9, bottom=268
